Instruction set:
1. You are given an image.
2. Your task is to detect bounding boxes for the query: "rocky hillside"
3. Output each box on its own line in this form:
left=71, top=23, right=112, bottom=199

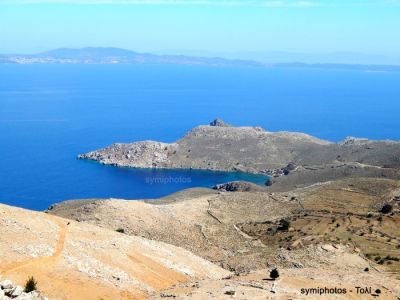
left=78, top=120, right=400, bottom=177
left=0, top=204, right=229, bottom=300
left=6, top=178, right=400, bottom=299
left=49, top=177, right=400, bottom=298
left=11, top=120, right=400, bottom=299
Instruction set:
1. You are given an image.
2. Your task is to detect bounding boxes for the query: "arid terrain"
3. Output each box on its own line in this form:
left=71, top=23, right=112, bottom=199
left=2, top=121, right=400, bottom=299
left=79, top=119, right=400, bottom=179
left=0, top=204, right=229, bottom=300
left=48, top=177, right=400, bottom=299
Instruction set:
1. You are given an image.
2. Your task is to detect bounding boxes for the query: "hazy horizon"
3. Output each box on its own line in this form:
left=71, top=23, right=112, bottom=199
left=2, top=46, right=400, bottom=66
left=1, top=0, right=400, bottom=64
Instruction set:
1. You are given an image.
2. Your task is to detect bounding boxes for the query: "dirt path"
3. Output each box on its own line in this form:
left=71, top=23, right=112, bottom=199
left=0, top=214, right=67, bottom=276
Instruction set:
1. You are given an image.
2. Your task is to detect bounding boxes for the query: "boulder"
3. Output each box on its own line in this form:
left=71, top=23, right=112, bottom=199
left=0, top=279, right=13, bottom=290
left=283, top=162, right=297, bottom=175
left=265, top=178, right=274, bottom=186
left=213, top=181, right=265, bottom=192
left=209, top=118, right=231, bottom=127
left=284, top=162, right=297, bottom=171
left=379, top=203, right=393, bottom=214
left=10, top=286, right=24, bottom=298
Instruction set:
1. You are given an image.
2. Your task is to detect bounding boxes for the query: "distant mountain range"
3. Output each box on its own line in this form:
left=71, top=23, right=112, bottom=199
left=1, top=47, right=400, bottom=72
left=0, top=47, right=262, bottom=67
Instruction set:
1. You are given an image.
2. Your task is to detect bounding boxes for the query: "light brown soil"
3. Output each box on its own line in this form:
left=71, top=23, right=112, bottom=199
left=48, top=177, right=400, bottom=299
left=0, top=204, right=229, bottom=300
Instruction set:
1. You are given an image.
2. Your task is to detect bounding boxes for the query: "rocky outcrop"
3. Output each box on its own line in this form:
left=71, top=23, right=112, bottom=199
left=0, top=279, right=47, bottom=300
left=263, top=162, right=298, bottom=178
left=78, top=141, right=177, bottom=169
left=212, top=181, right=266, bottom=192
left=209, top=118, right=231, bottom=127
left=339, top=136, right=372, bottom=146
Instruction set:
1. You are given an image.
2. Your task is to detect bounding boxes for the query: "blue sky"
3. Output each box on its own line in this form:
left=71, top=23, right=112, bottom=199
left=0, top=0, right=399, bottom=62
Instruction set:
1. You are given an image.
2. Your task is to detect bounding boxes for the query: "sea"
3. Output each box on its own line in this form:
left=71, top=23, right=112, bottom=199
left=1, top=64, right=399, bottom=210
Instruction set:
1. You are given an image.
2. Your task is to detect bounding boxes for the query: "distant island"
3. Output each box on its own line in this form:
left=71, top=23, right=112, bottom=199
left=1, top=47, right=400, bottom=72
left=0, top=47, right=262, bottom=67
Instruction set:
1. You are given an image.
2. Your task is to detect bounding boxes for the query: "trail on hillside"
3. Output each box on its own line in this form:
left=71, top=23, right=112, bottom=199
left=0, top=214, right=67, bottom=275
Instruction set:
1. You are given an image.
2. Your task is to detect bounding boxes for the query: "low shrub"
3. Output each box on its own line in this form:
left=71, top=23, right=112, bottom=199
left=270, top=268, right=280, bottom=280
left=380, top=204, right=393, bottom=214
left=277, top=219, right=290, bottom=232
left=24, top=276, right=38, bottom=293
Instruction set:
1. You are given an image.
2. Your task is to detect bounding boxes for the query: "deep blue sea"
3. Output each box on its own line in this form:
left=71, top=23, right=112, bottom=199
left=1, top=64, right=399, bottom=210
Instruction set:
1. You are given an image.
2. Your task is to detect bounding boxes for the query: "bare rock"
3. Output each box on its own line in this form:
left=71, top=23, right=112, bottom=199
left=0, top=280, right=14, bottom=290
left=10, top=286, right=23, bottom=298
left=212, top=181, right=265, bottom=192
left=209, top=118, right=231, bottom=127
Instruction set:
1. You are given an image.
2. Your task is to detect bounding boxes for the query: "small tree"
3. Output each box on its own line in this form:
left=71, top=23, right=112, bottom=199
left=270, top=268, right=280, bottom=280
left=277, top=219, right=290, bottom=232
left=116, top=228, right=125, bottom=234
left=24, top=276, right=38, bottom=293
left=380, top=204, right=393, bottom=214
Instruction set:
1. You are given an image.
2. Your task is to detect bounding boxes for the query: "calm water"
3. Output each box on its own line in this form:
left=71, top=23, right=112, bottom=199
left=1, top=64, right=399, bottom=210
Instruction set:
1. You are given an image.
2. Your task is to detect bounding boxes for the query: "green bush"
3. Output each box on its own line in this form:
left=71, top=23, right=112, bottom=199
left=24, top=276, right=38, bottom=293
left=116, top=228, right=125, bottom=233
left=277, top=219, right=290, bottom=232
left=380, top=204, right=393, bottom=214
left=270, top=268, right=280, bottom=280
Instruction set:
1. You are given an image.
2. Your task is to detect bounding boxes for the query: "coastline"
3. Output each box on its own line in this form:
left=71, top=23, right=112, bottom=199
left=77, top=120, right=400, bottom=193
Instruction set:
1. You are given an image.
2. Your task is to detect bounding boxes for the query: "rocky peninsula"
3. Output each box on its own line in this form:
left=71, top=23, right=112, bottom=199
left=78, top=119, right=400, bottom=189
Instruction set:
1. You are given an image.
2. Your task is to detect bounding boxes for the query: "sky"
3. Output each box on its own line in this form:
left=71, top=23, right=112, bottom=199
left=0, top=0, right=400, bottom=63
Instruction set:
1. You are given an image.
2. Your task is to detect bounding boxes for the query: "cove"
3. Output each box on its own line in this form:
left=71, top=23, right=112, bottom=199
left=1, top=158, right=267, bottom=211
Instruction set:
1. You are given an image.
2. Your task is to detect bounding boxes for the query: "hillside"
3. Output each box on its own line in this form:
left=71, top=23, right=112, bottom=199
left=6, top=177, right=400, bottom=299
left=78, top=120, right=400, bottom=189
left=48, top=177, right=400, bottom=298
left=3, top=119, right=400, bottom=299
left=0, top=204, right=229, bottom=300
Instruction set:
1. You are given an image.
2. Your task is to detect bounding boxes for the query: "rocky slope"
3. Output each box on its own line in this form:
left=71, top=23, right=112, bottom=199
left=7, top=120, right=400, bottom=299
left=268, top=162, right=400, bottom=192
left=78, top=120, right=333, bottom=173
left=78, top=120, right=400, bottom=189
left=0, top=204, right=229, bottom=300
left=48, top=177, right=400, bottom=298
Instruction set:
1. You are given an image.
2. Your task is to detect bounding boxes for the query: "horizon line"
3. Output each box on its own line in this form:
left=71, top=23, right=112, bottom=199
left=2, top=47, right=400, bottom=67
